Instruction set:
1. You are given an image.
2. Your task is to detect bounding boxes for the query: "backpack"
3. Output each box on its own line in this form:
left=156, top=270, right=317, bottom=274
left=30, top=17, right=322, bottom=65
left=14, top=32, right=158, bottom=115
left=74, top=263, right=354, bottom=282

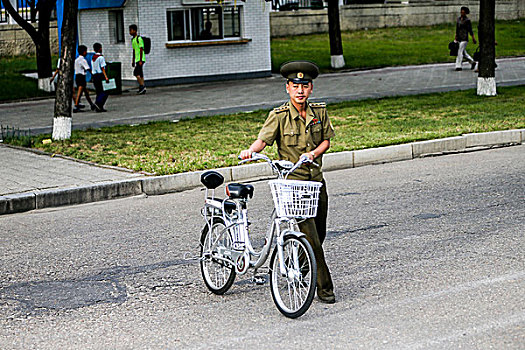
left=138, top=35, right=151, bottom=55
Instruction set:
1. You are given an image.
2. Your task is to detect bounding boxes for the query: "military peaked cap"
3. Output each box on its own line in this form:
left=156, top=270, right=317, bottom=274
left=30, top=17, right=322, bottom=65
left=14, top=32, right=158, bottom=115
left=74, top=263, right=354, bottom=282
left=280, top=61, right=320, bottom=84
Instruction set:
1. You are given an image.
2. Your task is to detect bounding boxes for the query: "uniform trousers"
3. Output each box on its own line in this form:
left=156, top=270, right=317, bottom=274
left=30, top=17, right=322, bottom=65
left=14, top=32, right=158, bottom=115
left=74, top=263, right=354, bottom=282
left=297, top=179, right=334, bottom=298
left=92, top=73, right=109, bottom=109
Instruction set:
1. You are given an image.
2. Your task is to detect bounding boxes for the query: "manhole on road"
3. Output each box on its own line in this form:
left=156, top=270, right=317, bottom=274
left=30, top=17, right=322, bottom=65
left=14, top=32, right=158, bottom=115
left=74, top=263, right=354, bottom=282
left=1, top=279, right=126, bottom=311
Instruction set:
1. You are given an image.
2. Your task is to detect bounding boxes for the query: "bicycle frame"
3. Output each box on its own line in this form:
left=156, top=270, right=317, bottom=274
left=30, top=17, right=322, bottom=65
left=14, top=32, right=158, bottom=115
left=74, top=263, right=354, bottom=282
left=200, top=153, right=313, bottom=276
left=201, top=197, right=297, bottom=273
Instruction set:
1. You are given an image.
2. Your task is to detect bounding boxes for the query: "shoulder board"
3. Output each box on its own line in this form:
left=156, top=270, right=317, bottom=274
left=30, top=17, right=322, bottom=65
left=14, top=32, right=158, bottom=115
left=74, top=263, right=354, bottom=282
left=272, top=105, right=290, bottom=113
left=309, top=102, right=326, bottom=108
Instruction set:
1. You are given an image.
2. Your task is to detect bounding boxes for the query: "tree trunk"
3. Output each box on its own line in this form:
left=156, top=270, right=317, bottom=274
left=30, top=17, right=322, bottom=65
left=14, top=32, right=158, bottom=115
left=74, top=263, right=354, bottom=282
left=2, top=0, right=54, bottom=91
left=327, top=0, right=345, bottom=69
left=477, top=0, right=496, bottom=96
left=36, top=4, right=53, bottom=91
left=52, top=0, right=78, bottom=141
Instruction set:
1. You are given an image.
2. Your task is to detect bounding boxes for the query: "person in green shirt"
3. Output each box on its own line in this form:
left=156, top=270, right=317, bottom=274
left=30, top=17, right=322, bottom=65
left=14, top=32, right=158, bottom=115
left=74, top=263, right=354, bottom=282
left=129, top=24, right=146, bottom=94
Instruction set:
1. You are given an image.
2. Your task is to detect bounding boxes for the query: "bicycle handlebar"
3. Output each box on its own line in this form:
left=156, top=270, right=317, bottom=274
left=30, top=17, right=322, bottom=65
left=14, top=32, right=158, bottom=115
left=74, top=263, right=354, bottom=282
left=238, top=152, right=270, bottom=164
left=238, top=152, right=318, bottom=178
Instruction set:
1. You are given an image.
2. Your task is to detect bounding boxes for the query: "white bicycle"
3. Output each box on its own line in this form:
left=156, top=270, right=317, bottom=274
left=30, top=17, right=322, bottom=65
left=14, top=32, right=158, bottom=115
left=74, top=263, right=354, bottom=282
left=199, top=153, right=322, bottom=318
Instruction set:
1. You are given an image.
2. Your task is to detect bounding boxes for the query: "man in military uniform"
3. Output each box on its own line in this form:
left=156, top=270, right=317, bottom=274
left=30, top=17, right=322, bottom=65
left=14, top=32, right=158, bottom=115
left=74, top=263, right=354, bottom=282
left=240, top=61, right=336, bottom=303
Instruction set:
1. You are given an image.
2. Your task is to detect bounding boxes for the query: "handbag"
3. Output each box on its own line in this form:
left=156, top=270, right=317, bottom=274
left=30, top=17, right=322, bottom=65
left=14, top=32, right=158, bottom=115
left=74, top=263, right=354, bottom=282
left=448, top=41, right=459, bottom=56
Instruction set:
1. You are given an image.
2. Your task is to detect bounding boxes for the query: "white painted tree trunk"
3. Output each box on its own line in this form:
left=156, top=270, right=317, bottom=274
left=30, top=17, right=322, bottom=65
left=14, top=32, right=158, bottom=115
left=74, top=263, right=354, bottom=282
left=331, top=55, right=345, bottom=69
left=52, top=117, right=72, bottom=140
left=477, top=77, right=497, bottom=96
left=38, top=77, right=55, bottom=92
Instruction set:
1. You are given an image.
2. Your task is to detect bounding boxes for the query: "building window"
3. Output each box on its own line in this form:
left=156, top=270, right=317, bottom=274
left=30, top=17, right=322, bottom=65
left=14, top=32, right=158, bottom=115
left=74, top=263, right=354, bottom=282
left=167, top=6, right=241, bottom=42
left=167, top=10, right=190, bottom=41
left=223, top=7, right=241, bottom=38
left=110, top=10, right=125, bottom=44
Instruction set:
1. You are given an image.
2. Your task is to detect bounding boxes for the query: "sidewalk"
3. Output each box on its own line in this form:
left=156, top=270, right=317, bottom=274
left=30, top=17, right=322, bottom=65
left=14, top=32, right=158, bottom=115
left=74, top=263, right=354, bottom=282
left=0, top=146, right=143, bottom=197
left=1, top=58, right=524, bottom=134
left=1, top=59, right=524, bottom=214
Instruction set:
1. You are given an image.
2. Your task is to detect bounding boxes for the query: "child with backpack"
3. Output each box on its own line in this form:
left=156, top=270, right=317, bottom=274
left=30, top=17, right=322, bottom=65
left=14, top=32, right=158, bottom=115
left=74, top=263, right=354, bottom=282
left=129, top=24, right=147, bottom=95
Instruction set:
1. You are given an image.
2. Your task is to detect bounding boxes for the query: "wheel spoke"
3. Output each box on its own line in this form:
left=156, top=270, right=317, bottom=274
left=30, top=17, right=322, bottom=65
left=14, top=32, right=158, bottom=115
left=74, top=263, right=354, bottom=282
left=270, top=237, right=316, bottom=317
left=200, top=220, right=235, bottom=294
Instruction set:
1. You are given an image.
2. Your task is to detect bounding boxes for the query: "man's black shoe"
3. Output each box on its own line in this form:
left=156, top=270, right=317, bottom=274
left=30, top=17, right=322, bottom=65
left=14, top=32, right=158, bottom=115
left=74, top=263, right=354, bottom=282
left=318, top=295, right=336, bottom=304
left=73, top=107, right=84, bottom=113
left=78, top=103, right=86, bottom=108
left=455, top=68, right=462, bottom=71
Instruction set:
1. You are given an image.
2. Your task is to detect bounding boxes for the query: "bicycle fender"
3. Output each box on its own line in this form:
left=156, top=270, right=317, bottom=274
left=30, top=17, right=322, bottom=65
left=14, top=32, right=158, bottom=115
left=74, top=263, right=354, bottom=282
left=282, top=229, right=306, bottom=241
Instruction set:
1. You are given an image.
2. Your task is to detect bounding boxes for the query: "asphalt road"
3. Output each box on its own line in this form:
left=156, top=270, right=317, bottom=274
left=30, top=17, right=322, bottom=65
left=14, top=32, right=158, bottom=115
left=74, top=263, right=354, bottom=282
left=1, top=145, right=524, bottom=349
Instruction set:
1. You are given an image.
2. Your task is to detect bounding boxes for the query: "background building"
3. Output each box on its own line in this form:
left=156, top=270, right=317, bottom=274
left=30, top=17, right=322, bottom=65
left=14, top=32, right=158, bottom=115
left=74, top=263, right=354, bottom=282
left=76, top=0, right=272, bottom=85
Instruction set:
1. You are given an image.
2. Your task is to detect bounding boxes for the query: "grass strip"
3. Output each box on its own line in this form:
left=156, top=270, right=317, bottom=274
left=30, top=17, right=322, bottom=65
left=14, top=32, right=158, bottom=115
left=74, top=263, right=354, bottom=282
left=0, top=55, right=58, bottom=102
left=271, top=19, right=525, bottom=72
left=16, top=85, right=525, bottom=175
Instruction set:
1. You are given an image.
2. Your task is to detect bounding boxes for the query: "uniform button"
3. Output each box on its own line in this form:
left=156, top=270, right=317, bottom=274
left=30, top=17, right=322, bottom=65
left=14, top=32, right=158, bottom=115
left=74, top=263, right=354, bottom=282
left=307, top=143, right=310, bottom=147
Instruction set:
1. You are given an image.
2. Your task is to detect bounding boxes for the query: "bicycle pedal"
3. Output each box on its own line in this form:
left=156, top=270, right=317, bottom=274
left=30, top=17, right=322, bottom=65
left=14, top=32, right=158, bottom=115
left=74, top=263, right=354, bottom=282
left=252, top=274, right=268, bottom=285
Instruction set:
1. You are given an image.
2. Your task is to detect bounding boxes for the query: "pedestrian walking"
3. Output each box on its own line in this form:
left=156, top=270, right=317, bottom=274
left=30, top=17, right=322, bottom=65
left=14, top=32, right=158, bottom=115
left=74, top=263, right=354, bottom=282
left=240, top=61, right=336, bottom=304
left=129, top=24, right=146, bottom=95
left=73, top=45, right=96, bottom=113
left=91, top=42, right=110, bottom=112
left=455, top=6, right=477, bottom=71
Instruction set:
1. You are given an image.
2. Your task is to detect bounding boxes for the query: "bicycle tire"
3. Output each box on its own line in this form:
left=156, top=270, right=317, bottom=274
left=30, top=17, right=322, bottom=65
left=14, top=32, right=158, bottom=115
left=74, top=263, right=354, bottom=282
left=269, top=236, right=317, bottom=318
left=200, top=217, right=236, bottom=295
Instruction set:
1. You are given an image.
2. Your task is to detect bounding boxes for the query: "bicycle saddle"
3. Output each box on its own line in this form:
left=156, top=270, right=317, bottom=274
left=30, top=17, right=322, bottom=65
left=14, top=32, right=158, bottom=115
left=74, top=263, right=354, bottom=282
left=201, top=171, right=224, bottom=189
left=226, top=183, right=254, bottom=199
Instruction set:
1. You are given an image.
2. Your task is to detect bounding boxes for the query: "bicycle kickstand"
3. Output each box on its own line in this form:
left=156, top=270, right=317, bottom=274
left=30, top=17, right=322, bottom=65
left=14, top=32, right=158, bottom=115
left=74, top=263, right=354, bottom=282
left=252, top=268, right=269, bottom=285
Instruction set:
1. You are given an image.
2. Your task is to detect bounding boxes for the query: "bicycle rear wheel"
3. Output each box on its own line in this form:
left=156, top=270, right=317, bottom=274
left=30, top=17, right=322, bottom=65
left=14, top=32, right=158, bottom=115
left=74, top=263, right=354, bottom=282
left=200, top=218, right=236, bottom=295
left=269, top=236, right=317, bottom=318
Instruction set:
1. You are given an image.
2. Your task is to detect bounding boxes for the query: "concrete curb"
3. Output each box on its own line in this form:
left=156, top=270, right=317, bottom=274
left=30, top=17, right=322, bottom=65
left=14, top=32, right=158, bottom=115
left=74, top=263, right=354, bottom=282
left=1, top=129, right=523, bottom=215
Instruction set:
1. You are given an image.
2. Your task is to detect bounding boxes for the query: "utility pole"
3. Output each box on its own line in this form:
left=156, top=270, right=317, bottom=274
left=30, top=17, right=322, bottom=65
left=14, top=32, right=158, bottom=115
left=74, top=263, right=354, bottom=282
left=327, top=0, right=345, bottom=69
left=52, top=0, right=78, bottom=140
left=477, top=0, right=496, bottom=96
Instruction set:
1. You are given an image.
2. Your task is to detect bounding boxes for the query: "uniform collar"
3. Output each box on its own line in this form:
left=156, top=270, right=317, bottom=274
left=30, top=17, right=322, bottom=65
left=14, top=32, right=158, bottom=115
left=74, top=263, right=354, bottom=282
left=289, top=100, right=316, bottom=126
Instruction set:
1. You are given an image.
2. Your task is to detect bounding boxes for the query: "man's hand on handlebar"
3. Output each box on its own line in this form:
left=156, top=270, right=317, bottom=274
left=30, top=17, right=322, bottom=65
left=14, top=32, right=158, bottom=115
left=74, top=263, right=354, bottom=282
left=240, top=149, right=253, bottom=160
left=301, top=152, right=315, bottom=162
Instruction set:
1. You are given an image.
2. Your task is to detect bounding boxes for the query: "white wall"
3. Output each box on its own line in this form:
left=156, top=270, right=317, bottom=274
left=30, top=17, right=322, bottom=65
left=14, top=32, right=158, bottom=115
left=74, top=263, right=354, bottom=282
left=78, top=0, right=139, bottom=80
left=78, top=0, right=271, bottom=82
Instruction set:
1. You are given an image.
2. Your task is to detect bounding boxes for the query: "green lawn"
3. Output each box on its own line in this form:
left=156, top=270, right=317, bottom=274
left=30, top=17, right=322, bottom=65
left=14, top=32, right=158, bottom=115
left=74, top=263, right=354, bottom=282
left=1, top=19, right=524, bottom=101
left=0, top=55, right=58, bottom=102
left=271, top=19, right=525, bottom=72
left=18, top=85, right=525, bottom=175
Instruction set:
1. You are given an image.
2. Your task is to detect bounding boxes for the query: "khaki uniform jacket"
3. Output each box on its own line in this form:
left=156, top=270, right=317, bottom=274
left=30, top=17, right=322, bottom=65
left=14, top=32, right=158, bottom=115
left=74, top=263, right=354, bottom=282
left=258, top=100, right=335, bottom=181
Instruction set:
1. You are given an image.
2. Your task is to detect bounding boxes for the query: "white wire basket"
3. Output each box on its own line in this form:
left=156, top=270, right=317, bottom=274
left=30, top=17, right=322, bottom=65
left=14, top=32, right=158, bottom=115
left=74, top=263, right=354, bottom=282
left=268, top=180, right=323, bottom=218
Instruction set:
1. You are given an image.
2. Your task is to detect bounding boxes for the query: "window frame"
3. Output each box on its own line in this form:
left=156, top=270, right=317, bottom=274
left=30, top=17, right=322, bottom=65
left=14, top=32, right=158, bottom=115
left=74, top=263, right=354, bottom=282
left=166, top=6, right=242, bottom=44
left=167, top=9, right=191, bottom=41
left=110, top=10, right=125, bottom=44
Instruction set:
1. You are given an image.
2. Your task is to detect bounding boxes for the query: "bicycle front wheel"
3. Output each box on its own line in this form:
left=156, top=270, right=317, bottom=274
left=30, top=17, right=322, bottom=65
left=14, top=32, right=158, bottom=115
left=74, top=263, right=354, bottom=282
left=269, top=236, right=317, bottom=318
left=200, top=218, right=236, bottom=295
